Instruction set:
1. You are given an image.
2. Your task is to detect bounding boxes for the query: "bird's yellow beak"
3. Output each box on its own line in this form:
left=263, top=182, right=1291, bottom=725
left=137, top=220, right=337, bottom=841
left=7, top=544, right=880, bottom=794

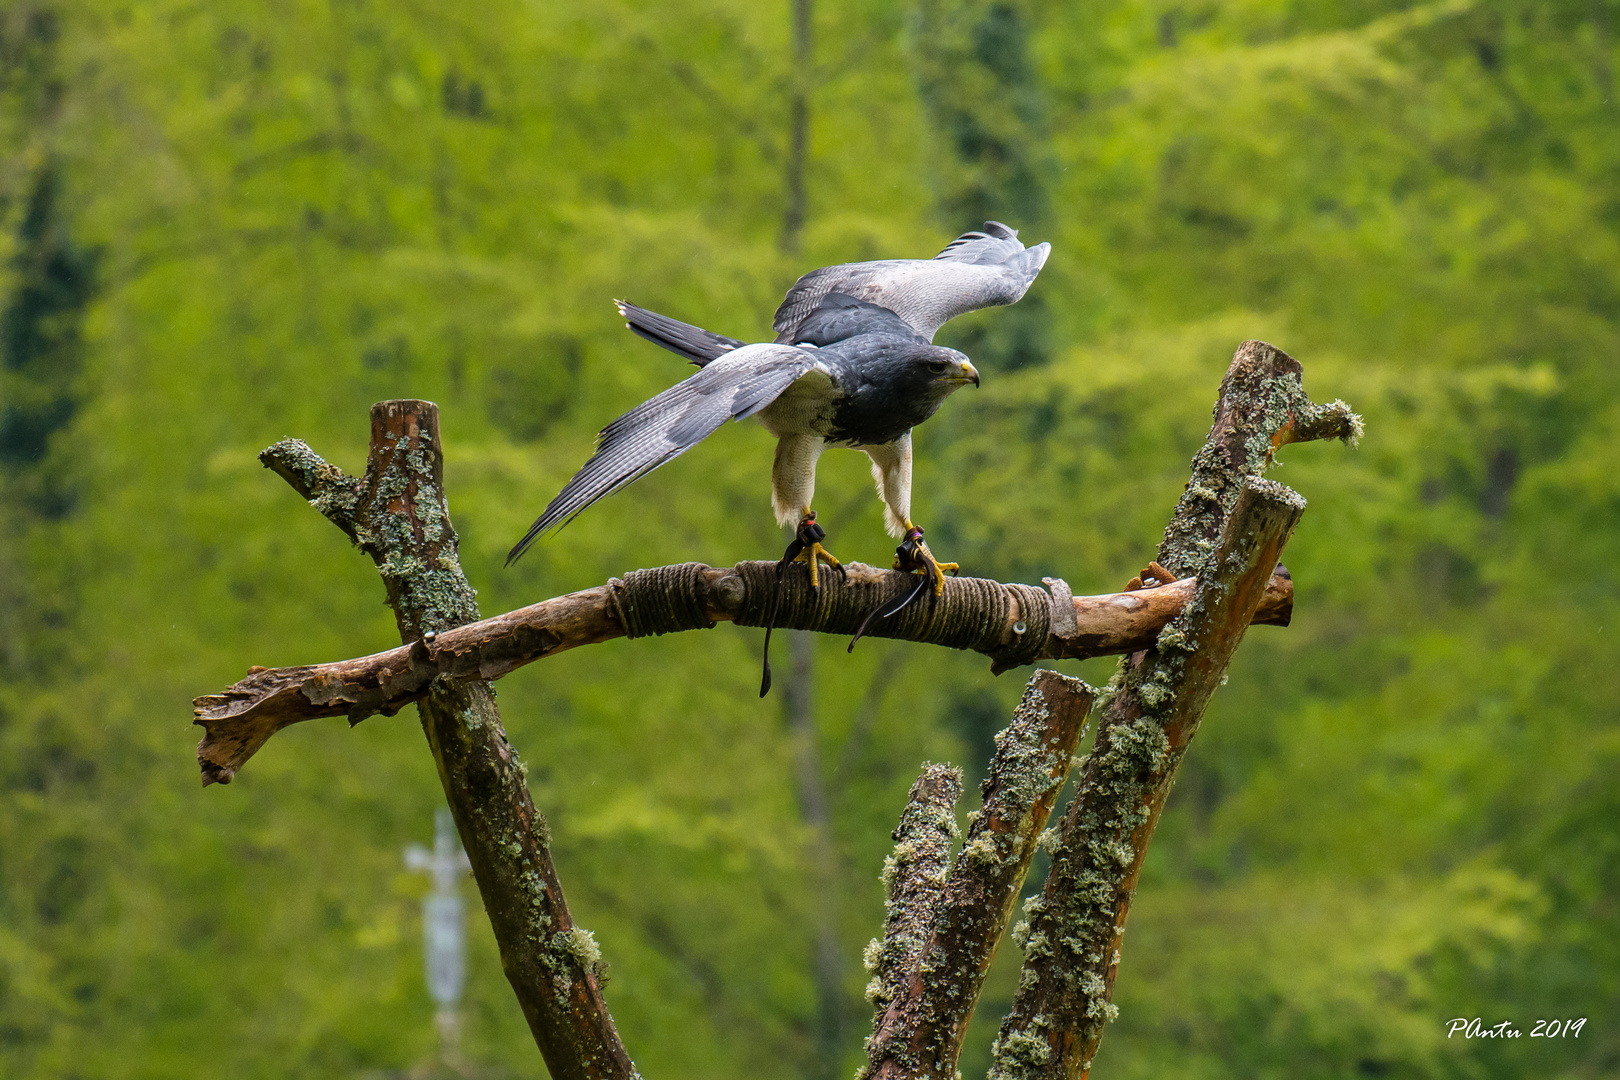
left=940, top=360, right=980, bottom=387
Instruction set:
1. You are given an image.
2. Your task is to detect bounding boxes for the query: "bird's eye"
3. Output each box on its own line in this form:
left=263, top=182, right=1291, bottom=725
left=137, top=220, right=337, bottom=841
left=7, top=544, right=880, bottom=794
left=927, top=361, right=949, bottom=375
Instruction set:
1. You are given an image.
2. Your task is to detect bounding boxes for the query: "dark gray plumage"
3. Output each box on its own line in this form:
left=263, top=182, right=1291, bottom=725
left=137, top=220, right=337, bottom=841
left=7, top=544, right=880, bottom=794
left=789, top=293, right=923, bottom=347
left=615, top=299, right=745, bottom=367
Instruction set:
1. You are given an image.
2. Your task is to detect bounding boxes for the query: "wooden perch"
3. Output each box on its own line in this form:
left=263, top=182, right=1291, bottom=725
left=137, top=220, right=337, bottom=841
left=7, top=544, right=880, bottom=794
left=261, top=400, right=640, bottom=1080
left=193, top=558, right=1290, bottom=784
left=864, top=671, right=1096, bottom=1079
left=192, top=337, right=1359, bottom=1080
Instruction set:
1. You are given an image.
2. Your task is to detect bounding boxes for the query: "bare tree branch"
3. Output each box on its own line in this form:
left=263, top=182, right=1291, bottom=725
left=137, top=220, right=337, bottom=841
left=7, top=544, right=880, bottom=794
left=864, top=671, right=1095, bottom=1079
left=193, top=560, right=1290, bottom=785
left=254, top=400, right=640, bottom=1080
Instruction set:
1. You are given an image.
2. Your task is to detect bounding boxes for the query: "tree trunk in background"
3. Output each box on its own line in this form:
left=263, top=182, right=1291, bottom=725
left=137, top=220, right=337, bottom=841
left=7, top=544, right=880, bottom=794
left=781, top=0, right=812, bottom=256
left=781, top=5, right=846, bottom=1075
left=913, top=0, right=1050, bottom=371
left=786, top=632, right=847, bottom=1079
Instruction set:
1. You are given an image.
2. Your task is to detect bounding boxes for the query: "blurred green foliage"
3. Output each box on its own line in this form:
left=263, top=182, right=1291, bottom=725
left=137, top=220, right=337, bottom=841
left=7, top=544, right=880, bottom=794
left=2, top=0, right=1617, bottom=1077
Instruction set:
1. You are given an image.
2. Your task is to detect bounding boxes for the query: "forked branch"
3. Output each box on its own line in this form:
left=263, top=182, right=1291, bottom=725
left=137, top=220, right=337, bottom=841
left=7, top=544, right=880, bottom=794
left=987, top=478, right=1303, bottom=1080
left=863, top=671, right=1096, bottom=1078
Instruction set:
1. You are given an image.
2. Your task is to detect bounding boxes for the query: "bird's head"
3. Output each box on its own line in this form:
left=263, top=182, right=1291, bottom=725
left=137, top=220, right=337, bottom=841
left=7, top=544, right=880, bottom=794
left=919, top=347, right=980, bottom=389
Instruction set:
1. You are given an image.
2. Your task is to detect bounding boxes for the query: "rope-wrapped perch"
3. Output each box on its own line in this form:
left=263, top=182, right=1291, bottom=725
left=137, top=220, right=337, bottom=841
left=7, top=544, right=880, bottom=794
left=610, top=561, right=1055, bottom=673
left=193, top=559, right=1292, bottom=784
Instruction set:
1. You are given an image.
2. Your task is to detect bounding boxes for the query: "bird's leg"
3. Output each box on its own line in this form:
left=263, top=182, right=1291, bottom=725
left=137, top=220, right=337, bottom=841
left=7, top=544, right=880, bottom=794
left=762, top=511, right=845, bottom=697
left=789, top=510, right=844, bottom=589
left=893, top=521, right=958, bottom=598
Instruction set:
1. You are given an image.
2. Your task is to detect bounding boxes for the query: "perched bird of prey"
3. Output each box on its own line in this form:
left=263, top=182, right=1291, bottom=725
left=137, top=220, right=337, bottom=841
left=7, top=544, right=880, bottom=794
left=507, top=222, right=1050, bottom=597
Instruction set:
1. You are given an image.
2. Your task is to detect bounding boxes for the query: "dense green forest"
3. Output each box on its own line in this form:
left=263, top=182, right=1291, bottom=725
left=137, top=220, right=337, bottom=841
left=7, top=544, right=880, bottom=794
left=2, top=0, right=1617, bottom=1076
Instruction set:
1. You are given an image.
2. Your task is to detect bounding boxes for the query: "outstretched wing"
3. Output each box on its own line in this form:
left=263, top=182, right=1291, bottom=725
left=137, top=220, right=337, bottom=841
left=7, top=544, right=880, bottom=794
left=615, top=299, right=747, bottom=367
left=772, top=221, right=1051, bottom=344
left=507, top=344, right=818, bottom=563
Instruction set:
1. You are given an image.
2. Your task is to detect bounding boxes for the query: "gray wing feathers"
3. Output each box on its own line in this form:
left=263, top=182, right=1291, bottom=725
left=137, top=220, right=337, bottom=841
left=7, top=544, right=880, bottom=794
left=771, top=220, right=1050, bottom=344
left=508, top=345, right=813, bottom=562
left=772, top=262, right=875, bottom=343
left=932, top=221, right=1026, bottom=264
left=791, top=292, right=926, bottom=346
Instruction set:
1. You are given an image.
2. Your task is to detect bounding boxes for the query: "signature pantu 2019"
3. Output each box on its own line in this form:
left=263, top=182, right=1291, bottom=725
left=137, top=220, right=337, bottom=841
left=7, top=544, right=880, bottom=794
left=1447, top=1018, right=1586, bottom=1039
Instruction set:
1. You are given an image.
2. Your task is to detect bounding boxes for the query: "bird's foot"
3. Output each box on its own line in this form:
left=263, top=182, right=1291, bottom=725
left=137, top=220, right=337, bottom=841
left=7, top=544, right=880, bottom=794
left=894, top=524, right=958, bottom=598
left=790, top=513, right=844, bottom=588
left=848, top=523, right=956, bottom=652
left=762, top=512, right=845, bottom=697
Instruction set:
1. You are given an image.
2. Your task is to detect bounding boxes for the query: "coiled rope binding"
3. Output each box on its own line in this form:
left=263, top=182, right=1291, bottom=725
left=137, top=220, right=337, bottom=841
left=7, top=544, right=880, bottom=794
left=610, top=563, right=717, bottom=638
left=728, top=562, right=1054, bottom=675
left=608, top=560, right=1065, bottom=674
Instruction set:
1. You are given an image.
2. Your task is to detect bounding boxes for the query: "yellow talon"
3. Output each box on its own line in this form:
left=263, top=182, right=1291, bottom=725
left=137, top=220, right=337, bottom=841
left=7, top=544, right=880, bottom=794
left=893, top=520, right=959, bottom=596
left=793, top=541, right=843, bottom=588
left=919, top=546, right=957, bottom=596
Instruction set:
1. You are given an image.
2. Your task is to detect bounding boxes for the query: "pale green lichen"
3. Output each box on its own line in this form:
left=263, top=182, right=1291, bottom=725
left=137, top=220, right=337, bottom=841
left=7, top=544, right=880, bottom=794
left=962, top=832, right=1000, bottom=866
left=864, top=763, right=961, bottom=1026
left=988, top=1029, right=1052, bottom=1074
left=559, top=926, right=609, bottom=986
left=1156, top=623, right=1191, bottom=651
left=862, top=937, right=884, bottom=975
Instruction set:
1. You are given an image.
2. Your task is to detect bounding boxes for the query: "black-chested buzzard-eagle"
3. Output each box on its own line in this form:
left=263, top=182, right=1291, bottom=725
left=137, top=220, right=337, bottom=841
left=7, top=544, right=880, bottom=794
left=507, top=221, right=1050, bottom=594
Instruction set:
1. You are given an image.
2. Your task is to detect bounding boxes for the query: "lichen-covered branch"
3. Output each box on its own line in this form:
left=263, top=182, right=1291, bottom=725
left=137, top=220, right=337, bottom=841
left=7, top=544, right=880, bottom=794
left=193, top=563, right=1290, bottom=785
left=864, top=671, right=1095, bottom=1079
left=980, top=338, right=1356, bottom=1080
left=863, top=764, right=963, bottom=1025
left=1156, top=339, right=1361, bottom=579
left=249, top=401, right=640, bottom=1080
left=988, top=478, right=1306, bottom=1080
left=259, top=437, right=365, bottom=542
